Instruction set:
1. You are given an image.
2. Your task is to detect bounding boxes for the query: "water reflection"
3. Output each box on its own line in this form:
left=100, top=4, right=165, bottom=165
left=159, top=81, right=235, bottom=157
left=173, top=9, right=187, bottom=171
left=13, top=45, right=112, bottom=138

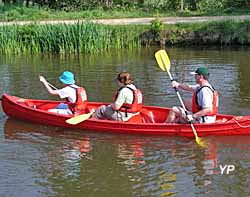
left=4, top=118, right=93, bottom=158
left=117, top=140, right=145, bottom=168
left=3, top=117, right=250, bottom=196
left=3, top=118, right=93, bottom=183
left=203, top=142, right=218, bottom=175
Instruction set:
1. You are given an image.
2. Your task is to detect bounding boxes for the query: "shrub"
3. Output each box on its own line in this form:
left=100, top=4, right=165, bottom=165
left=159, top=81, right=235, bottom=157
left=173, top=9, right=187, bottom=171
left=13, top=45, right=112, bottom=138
left=150, top=18, right=164, bottom=37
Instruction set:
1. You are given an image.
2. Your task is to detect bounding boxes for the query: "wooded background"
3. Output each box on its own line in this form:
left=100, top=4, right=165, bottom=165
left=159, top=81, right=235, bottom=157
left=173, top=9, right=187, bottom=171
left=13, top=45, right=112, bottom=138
left=1, top=0, right=249, bottom=12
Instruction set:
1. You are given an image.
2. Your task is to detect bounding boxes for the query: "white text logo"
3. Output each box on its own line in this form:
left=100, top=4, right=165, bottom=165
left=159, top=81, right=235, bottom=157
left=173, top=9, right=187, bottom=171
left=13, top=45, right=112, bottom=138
left=219, top=165, right=235, bottom=174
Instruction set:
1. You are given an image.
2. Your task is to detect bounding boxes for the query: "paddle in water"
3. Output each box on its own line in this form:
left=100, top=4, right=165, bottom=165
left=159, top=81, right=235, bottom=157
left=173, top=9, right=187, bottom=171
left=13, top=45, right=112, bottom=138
left=155, top=49, right=206, bottom=147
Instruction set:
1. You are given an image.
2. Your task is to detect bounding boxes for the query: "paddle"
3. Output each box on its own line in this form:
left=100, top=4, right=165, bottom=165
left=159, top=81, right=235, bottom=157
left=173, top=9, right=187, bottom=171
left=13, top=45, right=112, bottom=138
left=47, top=82, right=58, bottom=90
left=155, top=49, right=206, bottom=147
left=66, top=111, right=94, bottom=125
left=39, top=76, right=94, bottom=124
left=40, top=77, right=94, bottom=124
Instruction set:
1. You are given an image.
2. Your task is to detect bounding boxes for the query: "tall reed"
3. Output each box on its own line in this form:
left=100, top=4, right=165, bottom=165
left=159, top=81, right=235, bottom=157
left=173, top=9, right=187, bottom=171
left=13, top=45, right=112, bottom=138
left=0, top=22, right=146, bottom=54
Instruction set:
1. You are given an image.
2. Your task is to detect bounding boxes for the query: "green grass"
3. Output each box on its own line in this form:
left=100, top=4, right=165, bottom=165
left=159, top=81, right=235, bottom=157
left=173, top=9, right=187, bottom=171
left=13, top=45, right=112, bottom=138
left=161, top=20, right=250, bottom=45
left=0, top=5, right=162, bottom=21
left=1, top=4, right=250, bottom=22
left=0, top=22, right=147, bottom=54
left=1, top=19, right=250, bottom=54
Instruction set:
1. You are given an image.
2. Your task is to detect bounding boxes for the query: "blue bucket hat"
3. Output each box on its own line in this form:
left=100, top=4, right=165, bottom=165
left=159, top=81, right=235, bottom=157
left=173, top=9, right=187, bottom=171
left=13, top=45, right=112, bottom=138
left=59, top=71, right=75, bottom=85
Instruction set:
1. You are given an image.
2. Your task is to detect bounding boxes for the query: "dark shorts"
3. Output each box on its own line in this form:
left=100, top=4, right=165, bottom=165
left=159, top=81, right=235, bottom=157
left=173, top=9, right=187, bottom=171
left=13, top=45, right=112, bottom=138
left=93, top=105, right=122, bottom=121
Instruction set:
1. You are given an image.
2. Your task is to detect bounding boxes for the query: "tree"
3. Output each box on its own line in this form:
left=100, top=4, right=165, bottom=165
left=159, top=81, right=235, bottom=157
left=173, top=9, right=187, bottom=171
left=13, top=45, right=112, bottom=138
left=181, top=0, right=183, bottom=10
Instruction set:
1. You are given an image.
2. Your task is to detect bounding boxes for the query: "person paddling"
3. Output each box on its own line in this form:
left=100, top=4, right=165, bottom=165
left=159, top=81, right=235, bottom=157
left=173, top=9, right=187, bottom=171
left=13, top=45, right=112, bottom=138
left=93, top=72, right=143, bottom=121
left=166, top=67, right=219, bottom=123
left=39, top=71, right=88, bottom=115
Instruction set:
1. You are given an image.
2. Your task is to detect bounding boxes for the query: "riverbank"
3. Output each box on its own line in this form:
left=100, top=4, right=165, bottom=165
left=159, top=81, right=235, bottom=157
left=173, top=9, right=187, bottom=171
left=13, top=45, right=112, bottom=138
left=0, top=18, right=250, bottom=54
left=1, top=15, right=250, bottom=26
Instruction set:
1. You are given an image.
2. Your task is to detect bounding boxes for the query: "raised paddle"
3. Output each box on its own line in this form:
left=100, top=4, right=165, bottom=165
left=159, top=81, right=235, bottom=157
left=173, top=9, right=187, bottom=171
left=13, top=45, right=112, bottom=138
left=47, top=82, right=58, bottom=90
left=155, top=49, right=206, bottom=147
left=66, top=112, right=94, bottom=125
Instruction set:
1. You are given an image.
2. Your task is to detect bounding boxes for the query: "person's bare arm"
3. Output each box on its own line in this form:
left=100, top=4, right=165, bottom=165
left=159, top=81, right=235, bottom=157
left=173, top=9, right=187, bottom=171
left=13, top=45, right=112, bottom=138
left=172, top=81, right=194, bottom=92
left=193, top=107, right=213, bottom=119
left=111, top=103, right=121, bottom=110
left=39, top=76, right=58, bottom=95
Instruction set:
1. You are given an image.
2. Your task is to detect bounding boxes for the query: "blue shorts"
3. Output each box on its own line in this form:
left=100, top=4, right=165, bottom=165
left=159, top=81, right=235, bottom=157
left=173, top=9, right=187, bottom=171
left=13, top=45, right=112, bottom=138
left=56, top=103, right=69, bottom=109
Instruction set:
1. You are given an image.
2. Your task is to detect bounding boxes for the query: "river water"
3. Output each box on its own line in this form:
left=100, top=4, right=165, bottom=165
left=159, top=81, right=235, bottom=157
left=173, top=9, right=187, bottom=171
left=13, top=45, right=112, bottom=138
left=1, top=46, right=250, bottom=196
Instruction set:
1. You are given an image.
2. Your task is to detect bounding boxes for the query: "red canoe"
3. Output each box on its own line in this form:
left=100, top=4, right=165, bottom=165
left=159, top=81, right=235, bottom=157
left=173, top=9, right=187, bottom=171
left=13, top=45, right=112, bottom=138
left=2, top=93, right=250, bottom=137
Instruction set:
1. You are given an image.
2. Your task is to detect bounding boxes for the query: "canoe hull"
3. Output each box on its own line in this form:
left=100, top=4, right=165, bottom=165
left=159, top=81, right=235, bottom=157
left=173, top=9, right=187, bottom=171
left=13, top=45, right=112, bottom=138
left=2, top=93, right=250, bottom=137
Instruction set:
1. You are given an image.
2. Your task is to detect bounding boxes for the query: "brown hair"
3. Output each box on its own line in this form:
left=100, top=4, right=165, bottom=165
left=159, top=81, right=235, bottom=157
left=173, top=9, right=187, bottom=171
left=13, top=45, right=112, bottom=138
left=117, top=72, right=133, bottom=85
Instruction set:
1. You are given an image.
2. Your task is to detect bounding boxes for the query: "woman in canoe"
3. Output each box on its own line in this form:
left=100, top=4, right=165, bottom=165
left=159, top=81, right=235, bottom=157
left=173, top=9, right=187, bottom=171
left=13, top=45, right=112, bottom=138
left=166, top=67, right=219, bottom=124
left=39, top=71, right=88, bottom=115
left=93, top=71, right=143, bottom=121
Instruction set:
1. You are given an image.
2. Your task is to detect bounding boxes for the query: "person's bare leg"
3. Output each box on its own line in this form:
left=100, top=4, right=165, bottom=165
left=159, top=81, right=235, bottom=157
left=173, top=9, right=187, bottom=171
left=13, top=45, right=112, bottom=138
left=165, top=110, right=176, bottom=123
left=166, top=106, right=181, bottom=123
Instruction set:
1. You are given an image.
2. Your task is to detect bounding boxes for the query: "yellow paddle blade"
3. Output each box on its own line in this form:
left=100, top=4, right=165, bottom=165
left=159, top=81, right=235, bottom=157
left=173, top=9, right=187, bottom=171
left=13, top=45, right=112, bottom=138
left=66, top=112, right=93, bottom=125
left=155, top=50, right=171, bottom=72
left=195, top=136, right=207, bottom=148
left=191, top=124, right=207, bottom=147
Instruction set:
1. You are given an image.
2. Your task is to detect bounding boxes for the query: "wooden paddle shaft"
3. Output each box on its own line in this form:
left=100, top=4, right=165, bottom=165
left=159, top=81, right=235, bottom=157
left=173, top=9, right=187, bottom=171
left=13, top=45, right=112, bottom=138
left=47, top=82, right=58, bottom=90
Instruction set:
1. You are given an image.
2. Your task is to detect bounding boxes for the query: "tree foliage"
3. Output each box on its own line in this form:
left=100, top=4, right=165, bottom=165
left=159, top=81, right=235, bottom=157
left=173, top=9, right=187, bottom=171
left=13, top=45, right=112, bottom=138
left=1, top=0, right=250, bottom=11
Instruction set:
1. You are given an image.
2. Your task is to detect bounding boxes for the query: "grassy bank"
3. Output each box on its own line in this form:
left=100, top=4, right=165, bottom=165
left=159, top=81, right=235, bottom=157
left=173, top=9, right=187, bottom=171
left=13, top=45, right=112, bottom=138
left=143, top=20, right=250, bottom=46
left=0, top=22, right=146, bottom=54
left=1, top=20, right=250, bottom=54
left=0, top=5, right=195, bottom=22
left=1, top=4, right=250, bottom=22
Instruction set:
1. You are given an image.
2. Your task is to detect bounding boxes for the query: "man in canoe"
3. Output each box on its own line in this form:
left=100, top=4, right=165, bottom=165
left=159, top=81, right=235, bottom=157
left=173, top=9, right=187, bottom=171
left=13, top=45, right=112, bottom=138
left=166, top=67, right=219, bottom=124
left=93, top=71, right=143, bottom=121
left=39, top=71, right=88, bottom=115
